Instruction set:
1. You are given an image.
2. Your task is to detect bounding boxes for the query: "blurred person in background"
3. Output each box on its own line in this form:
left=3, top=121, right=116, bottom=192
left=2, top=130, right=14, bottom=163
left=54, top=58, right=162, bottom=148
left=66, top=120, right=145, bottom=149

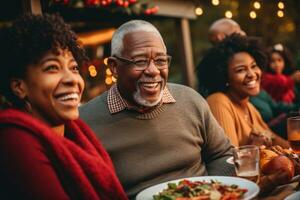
left=197, top=34, right=289, bottom=148
left=0, top=14, right=127, bottom=200
left=208, top=18, right=246, bottom=45
left=262, top=43, right=300, bottom=104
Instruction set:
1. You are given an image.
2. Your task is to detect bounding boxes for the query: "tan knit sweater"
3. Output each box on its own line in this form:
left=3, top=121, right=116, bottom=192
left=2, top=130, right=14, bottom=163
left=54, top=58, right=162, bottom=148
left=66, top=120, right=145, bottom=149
left=207, top=92, right=270, bottom=147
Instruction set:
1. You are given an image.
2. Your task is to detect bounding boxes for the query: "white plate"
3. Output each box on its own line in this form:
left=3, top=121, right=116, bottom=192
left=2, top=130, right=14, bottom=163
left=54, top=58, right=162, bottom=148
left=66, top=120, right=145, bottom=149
left=285, top=191, right=300, bottom=200
left=136, top=176, right=259, bottom=200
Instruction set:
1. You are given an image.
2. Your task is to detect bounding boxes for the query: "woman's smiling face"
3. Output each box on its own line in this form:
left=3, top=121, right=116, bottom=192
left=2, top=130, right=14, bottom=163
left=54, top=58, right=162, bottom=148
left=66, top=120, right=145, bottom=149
left=227, top=52, right=262, bottom=99
left=18, top=49, right=84, bottom=125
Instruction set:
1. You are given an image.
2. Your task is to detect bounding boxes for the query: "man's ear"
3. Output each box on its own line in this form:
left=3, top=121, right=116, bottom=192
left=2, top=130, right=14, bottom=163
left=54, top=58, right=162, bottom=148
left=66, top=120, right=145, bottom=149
left=10, top=78, right=27, bottom=99
left=107, top=57, right=118, bottom=78
left=217, top=32, right=226, bottom=42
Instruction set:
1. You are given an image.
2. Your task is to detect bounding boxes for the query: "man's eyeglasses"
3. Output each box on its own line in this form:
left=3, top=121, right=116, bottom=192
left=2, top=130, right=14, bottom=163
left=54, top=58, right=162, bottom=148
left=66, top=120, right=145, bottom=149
left=113, top=55, right=172, bottom=71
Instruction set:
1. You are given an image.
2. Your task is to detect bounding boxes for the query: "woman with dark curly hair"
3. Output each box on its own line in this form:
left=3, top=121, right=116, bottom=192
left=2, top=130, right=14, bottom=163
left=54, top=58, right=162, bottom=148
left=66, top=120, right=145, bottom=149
left=262, top=43, right=300, bottom=104
left=197, top=34, right=289, bottom=148
left=0, top=14, right=127, bottom=200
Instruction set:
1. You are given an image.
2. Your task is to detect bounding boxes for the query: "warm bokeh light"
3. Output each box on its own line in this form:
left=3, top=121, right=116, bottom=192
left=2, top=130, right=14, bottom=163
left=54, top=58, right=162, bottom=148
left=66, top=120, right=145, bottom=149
left=278, top=2, right=285, bottom=9
left=277, top=10, right=284, bottom=18
left=253, top=1, right=261, bottom=9
left=105, top=77, right=113, bottom=85
left=195, top=7, right=203, bottom=16
left=230, top=1, right=239, bottom=9
left=212, top=0, right=220, bottom=6
left=103, top=57, right=108, bottom=66
left=249, top=11, right=257, bottom=19
left=90, top=70, right=97, bottom=77
left=225, top=10, right=233, bottom=18
left=286, top=22, right=295, bottom=32
left=106, top=68, right=112, bottom=76
left=88, top=65, right=96, bottom=72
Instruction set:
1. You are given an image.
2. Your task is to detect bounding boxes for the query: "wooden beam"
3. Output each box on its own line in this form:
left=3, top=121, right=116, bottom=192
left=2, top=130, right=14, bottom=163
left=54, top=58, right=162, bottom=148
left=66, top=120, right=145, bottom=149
left=176, top=18, right=196, bottom=89
left=77, top=28, right=116, bottom=46
left=151, top=0, right=196, bottom=19
left=22, top=0, right=42, bottom=14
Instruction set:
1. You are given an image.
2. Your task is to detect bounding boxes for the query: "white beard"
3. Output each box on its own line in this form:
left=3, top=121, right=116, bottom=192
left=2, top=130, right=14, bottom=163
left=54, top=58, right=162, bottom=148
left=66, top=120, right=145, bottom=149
left=133, top=84, right=163, bottom=107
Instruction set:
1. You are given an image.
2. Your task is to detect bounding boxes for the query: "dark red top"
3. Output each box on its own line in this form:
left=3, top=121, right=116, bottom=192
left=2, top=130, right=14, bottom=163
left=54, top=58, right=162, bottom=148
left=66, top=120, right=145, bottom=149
left=261, top=73, right=295, bottom=104
left=0, top=108, right=128, bottom=200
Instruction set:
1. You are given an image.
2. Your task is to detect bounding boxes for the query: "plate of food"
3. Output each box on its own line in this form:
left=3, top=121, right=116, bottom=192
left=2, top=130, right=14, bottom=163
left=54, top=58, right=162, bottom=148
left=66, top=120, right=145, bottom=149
left=136, top=176, right=259, bottom=200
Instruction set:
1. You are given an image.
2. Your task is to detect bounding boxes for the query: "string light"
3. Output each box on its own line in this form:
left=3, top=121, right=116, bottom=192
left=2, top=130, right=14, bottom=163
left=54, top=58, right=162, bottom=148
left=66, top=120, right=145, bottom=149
left=88, top=65, right=96, bottom=71
left=278, top=1, right=285, bottom=9
left=195, top=6, right=203, bottom=16
left=225, top=10, right=233, bottom=18
left=103, top=57, right=108, bottom=65
left=211, top=0, right=220, bottom=6
left=253, top=1, right=261, bottom=9
left=286, top=22, right=295, bottom=32
left=106, top=68, right=112, bottom=76
left=90, top=70, right=97, bottom=77
left=88, top=64, right=98, bottom=77
left=105, top=77, right=113, bottom=85
left=249, top=11, right=257, bottom=19
left=112, top=76, right=117, bottom=82
left=277, top=10, right=284, bottom=18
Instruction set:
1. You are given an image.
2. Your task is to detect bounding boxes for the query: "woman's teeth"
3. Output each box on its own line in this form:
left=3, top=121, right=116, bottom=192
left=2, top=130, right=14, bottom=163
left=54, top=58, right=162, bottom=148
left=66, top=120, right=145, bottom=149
left=246, top=80, right=256, bottom=88
left=57, top=93, right=79, bottom=101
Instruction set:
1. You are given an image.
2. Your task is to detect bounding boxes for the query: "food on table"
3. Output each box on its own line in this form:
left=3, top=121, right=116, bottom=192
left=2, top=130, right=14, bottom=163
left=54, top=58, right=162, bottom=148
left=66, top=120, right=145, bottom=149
left=269, top=145, right=300, bottom=175
left=259, top=149, right=278, bottom=168
left=261, top=155, right=294, bottom=184
left=153, top=179, right=248, bottom=200
left=258, top=145, right=300, bottom=194
left=259, top=145, right=300, bottom=179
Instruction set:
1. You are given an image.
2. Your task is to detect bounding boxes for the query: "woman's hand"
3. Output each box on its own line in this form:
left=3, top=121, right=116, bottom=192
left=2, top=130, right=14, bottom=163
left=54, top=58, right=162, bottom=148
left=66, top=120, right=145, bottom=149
left=248, top=130, right=273, bottom=147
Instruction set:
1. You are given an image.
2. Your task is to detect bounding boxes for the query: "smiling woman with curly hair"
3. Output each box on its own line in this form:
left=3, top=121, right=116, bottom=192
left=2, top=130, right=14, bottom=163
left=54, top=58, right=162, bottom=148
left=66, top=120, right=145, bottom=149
left=0, top=13, right=127, bottom=200
left=197, top=34, right=289, bottom=148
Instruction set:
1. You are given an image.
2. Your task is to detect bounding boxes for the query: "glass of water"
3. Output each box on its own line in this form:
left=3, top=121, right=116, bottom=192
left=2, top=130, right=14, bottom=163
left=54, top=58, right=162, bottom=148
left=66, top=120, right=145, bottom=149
left=233, top=145, right=260, bottom=183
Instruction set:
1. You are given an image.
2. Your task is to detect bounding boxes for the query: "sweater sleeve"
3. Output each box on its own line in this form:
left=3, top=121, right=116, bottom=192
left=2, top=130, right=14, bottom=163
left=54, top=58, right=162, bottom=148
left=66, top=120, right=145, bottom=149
left=207, top=94, right=240, bottom=147
left=0, top=126, right=70, bottom=200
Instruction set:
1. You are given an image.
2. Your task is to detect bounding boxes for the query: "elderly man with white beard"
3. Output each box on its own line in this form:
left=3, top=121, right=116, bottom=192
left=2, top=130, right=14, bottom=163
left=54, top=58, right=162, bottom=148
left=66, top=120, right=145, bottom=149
left=79, top=20, right=234, bottom=199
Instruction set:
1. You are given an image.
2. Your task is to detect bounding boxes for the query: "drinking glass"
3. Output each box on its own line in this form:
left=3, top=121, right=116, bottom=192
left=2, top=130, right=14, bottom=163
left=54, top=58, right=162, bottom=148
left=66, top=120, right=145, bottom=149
left=287, top=116, right=300, bottom=154
left=233, top=145, right=260, bottom=183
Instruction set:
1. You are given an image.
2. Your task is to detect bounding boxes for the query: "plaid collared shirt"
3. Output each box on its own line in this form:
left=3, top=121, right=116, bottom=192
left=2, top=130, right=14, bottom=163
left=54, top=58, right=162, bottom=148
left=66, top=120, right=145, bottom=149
left=107, top=84, right=176, bottom=114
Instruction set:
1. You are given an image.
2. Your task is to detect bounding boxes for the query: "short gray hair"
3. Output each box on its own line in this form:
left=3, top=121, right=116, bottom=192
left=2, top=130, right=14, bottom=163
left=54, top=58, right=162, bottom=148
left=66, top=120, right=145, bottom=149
left=209, top=18, right=245, bottom=36
left=111, top=20, right=166, bottom=56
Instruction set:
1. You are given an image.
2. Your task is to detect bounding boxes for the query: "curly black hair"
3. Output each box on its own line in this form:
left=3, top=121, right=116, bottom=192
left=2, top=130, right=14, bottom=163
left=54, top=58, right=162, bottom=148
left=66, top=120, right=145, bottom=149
left=0, top=13, right=88, bottom=107
left=197, top=34, right=266, bottom=96
left=266, top=44, right=296, bottom=75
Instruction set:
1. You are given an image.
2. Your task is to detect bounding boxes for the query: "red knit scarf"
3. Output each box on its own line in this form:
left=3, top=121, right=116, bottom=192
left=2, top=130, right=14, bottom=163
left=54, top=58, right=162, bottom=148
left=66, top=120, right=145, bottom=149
left=0, top=108, right=128, bottom=200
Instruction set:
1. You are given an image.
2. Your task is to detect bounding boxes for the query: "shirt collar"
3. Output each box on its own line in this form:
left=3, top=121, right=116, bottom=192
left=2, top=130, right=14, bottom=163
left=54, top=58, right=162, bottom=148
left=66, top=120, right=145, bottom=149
left=107, top=84, right=176, bottom=114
